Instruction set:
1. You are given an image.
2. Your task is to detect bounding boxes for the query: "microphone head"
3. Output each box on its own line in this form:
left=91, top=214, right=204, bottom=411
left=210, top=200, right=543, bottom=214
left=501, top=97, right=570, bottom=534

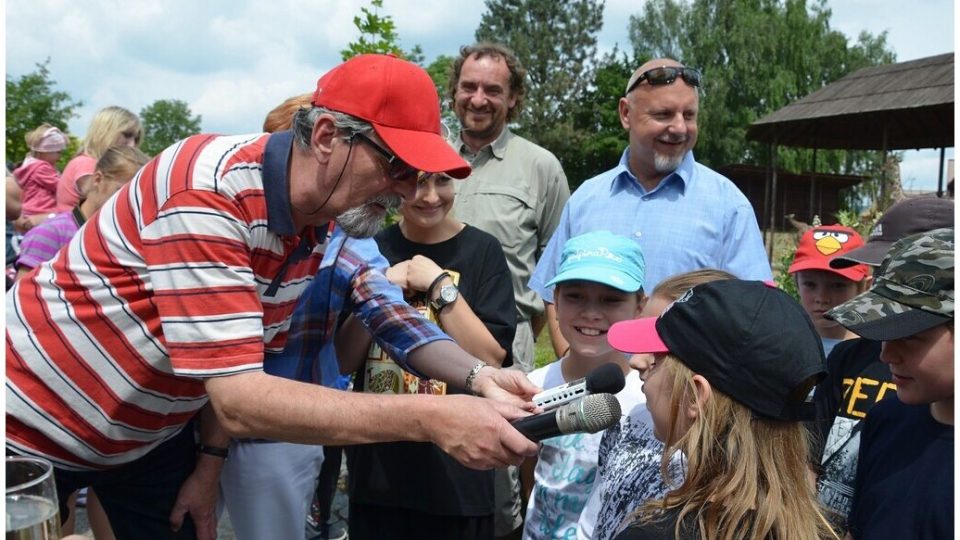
left=557, top=393, right=622, bottom=434
left=584, top=363, right=626, bottom=394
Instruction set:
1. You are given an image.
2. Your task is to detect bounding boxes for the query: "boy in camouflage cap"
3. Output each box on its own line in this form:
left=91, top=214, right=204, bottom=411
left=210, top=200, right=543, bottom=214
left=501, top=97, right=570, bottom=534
left=824, top=228, right=953, bottom=539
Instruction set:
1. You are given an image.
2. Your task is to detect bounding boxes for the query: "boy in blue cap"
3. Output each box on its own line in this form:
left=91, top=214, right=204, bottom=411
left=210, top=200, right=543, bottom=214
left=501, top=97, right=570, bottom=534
left=521, top=231, right=648, bottom=540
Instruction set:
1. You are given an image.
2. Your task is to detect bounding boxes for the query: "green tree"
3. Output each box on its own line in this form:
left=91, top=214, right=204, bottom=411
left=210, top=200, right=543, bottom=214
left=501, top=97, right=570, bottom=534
left=564, top=49, right=635, bottom=188
left=425, top=55, right=459, bottom=132
left=6, top=59, right=82, bottom=167
left=475, top=0, right=605, bottom=180
left=139, top=99, right=202, bottom=157
left=628, top=0, right=895, bottom=185
left=341, top=0, right=423, bottom=63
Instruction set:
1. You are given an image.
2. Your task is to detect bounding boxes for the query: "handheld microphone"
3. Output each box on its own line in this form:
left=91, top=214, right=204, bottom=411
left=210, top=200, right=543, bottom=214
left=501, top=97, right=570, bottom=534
left=533, top=362, right=625, bottom=410
left=511, top=393, right=621, bottom=442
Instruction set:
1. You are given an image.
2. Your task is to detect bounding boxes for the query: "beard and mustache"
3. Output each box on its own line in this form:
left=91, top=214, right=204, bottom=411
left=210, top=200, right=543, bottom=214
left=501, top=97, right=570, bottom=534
left=652, top=133, right=692, bottom=174
left=335, top=193, right=402, bottom=238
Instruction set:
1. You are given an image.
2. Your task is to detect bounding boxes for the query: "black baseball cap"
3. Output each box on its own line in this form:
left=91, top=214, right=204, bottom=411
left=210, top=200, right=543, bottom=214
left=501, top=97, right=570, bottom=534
left=608, top=280, right=826, bottom=421
left=830, top=196, right=954, bottom=268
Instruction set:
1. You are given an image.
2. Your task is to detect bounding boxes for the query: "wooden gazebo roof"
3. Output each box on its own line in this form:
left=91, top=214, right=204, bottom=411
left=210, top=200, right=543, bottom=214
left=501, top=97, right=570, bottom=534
left=747, top=53, right=954, bottom=150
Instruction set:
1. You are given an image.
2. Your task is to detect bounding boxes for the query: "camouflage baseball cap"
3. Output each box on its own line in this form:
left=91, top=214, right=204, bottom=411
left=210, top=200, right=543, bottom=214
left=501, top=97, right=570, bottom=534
left=826, top=227, right=954, bottom=341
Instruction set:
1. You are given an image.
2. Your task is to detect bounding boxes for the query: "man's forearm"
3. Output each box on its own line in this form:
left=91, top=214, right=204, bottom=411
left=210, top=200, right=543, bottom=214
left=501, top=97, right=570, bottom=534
left=206, top=371, right=438, bottom=445
left=405, top=339, right=485, bottom=391
left=204, top=370, right=538, bottom=470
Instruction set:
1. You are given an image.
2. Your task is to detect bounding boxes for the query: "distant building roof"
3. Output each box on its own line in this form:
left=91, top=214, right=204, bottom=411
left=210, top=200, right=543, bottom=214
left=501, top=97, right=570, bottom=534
left=747, top=53, right=954, bottom=150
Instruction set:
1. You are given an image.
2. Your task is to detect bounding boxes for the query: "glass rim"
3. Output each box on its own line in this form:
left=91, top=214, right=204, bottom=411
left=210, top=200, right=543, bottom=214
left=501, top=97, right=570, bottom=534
left=6, top=456, right=55, bottom=495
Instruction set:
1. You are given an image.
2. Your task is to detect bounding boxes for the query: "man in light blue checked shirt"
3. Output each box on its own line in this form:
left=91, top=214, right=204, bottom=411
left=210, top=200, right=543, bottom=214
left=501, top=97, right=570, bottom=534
left=530, top=57, right=771, bottom=364
left=529, top=58, right=771, bottom=540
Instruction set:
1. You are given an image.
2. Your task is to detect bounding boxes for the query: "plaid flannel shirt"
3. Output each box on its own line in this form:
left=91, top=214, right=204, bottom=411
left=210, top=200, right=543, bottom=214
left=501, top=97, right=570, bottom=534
left=264, top=225, right=450, bottom=387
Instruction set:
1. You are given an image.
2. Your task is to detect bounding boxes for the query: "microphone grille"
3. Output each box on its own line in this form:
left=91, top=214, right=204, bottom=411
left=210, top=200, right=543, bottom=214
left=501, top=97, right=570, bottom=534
left=578, top=393, right=622, bottom=433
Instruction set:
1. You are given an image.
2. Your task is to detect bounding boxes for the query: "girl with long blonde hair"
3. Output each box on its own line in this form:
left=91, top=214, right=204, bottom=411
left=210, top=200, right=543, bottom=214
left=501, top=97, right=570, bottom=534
left=56, top=106, right=142, bottom=211
left=608, top=279, right=839, bottom=540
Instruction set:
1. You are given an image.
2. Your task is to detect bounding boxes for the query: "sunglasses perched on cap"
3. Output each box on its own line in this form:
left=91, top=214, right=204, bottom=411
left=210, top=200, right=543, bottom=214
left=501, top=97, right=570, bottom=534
left=349, top=132, right=419, bottom=181
left=626, top=66, right=703, bottom=94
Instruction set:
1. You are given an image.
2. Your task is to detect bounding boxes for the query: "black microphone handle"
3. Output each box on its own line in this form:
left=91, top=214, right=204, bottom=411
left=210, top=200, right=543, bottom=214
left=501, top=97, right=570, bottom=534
left=510, top=411, right=561, bottom=442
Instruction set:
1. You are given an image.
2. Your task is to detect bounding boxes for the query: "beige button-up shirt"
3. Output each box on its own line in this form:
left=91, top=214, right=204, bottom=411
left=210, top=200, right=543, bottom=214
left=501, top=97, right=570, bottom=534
left=452, top=128, right=570, bottom=322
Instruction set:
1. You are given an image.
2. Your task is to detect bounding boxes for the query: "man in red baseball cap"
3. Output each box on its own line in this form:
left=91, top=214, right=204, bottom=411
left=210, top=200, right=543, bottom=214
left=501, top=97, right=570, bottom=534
left=7, top=54, right=539, bottom=539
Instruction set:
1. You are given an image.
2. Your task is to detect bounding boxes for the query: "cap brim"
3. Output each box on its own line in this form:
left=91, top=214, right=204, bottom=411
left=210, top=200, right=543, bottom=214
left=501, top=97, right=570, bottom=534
left=829, top=241, right=892, bottom=269
left=826, top=291, right=952, bottom=340
left=375, top=124, right=471, bottom=179
left=608, top=317, right=669, bottom=354
left=545, top=269, right=642, bottom=293
left=788, top=260, right=869, bottom=282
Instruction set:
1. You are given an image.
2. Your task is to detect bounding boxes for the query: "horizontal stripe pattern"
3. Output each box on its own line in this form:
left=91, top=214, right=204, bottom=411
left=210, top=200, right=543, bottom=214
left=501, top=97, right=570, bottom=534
left=7, top=133, right=323, bottom=469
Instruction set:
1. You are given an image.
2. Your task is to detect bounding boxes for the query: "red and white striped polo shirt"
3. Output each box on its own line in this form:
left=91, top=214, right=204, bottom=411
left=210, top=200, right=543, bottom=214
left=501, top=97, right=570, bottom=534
left=7, top=132, right=324, bottom=470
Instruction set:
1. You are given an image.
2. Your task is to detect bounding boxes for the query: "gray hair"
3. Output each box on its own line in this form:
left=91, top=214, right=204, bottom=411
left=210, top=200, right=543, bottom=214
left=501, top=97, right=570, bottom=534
left=291, top=106, right=374, bottom=149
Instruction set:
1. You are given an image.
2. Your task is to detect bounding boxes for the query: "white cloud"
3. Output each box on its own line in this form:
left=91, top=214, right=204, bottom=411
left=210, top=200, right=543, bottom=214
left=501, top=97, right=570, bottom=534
left=5, top=0, right=953, bottom=184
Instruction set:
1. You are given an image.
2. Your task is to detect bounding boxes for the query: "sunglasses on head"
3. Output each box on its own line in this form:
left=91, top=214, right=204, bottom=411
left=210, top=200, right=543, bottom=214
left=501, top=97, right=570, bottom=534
left=626, top=66, right=702, bottom=94
left=350, top=132, right=419, bottom=181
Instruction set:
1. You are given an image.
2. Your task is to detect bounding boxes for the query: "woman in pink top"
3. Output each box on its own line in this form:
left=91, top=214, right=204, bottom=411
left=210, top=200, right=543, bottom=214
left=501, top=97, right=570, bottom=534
left=57, top=105, right=143, bottom=211
left=13, top=124, right=68, bottom=231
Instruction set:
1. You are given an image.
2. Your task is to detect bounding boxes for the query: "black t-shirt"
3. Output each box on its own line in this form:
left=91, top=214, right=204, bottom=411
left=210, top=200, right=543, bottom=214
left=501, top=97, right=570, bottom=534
left=848, top=395, right=953, bottom=539
left=346, top=223, right=516, bottom=516
left=808, top=338, right=890, bottom=524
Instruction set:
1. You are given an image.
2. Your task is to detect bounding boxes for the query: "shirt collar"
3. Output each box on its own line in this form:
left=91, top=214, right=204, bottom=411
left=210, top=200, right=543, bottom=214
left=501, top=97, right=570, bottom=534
left=456, top=126, right=512, bottom=161
left=613, top=148, right=695, bottom=195
left=263, top=130, right=297, bottom=236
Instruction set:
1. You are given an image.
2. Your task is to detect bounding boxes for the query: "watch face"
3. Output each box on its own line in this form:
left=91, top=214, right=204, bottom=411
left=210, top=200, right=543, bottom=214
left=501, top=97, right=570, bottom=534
left=440, top=285, right=458, bottom=303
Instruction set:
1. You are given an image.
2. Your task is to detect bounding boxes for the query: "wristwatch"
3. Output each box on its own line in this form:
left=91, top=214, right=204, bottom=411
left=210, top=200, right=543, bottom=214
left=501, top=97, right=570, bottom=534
left=430, top=283, right=459, bottom=313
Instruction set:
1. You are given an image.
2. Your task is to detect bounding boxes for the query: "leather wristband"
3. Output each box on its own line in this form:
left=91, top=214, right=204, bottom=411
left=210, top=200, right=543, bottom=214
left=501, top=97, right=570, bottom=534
left=197, top=444, right=229, bottom=459
left=427, top=271, right=451, bottom=299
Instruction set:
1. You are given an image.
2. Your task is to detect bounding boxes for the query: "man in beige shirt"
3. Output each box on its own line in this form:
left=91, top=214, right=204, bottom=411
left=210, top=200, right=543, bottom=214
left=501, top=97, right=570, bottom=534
left=447, top=42, right=570, bottom=539
left=448, top=42, right=570, bottom=375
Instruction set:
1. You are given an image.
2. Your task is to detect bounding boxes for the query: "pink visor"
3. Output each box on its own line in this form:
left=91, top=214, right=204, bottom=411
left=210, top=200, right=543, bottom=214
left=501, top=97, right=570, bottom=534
left=607, top=317, right=670, bottom=354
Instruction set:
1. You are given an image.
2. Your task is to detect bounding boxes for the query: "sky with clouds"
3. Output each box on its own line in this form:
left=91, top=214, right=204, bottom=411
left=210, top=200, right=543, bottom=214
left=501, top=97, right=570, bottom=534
left=5, top=0, right=955, bottom=190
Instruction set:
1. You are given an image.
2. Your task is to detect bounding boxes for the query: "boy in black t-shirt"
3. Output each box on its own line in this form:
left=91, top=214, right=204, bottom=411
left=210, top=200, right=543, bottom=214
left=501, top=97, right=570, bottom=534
left=810, top=196, right=953, bottom=524
left=824, top=228, right=954, bottom=540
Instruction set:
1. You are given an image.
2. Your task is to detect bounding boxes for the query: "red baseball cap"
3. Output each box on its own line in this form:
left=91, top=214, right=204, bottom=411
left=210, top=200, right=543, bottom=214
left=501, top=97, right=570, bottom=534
left=788, top=225, right=869, bottom=282
left=312, top=54, right=471, bottom=179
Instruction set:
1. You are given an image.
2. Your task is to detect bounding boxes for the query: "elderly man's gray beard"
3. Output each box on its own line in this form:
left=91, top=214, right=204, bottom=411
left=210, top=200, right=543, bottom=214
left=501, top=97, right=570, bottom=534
left=653, top=152, right=685, bottom=174
left=336, top=194, right=401, bottom=238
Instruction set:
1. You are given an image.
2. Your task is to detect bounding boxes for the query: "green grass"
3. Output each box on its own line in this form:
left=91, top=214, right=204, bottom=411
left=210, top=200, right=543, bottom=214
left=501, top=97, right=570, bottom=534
left=533, top=326, right=559, bottom=370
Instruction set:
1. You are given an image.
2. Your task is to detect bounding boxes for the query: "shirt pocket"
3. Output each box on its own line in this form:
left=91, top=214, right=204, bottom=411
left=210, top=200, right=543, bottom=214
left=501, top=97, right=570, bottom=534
left=459, top=184, right=535, bottom=249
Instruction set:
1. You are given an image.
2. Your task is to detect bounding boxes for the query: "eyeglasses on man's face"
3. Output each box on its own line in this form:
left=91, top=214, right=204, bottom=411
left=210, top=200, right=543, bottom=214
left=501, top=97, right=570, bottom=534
left=349, top=132, right=419, bottom=181
left=626, top=66, right=702, bottom=94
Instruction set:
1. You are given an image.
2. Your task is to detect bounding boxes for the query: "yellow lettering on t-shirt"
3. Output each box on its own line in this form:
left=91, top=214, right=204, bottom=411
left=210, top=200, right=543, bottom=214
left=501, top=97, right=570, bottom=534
left=876, top=381, right=897, bottom=403
left=846, top=378, right=878, bottom=418
left=841, top=378, right=854, bottom=400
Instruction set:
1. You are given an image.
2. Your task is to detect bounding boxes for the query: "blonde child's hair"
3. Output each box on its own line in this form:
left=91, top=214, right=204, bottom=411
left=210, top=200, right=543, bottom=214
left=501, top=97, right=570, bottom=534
left=630, top=355, right=838, bottom=540
left=80, top=106, right=142, bottom=159
left=95, top=145, right=149, bottom=182
left=651, top=269, right=736, bottom=301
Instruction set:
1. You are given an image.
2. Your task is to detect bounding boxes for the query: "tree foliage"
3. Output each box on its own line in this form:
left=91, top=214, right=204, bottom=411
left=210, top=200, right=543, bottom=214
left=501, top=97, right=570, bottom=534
left=475, top=0, right=605, bottom=182
left=424, top=55, right=459, bottom=132
left=341, top=0, right=424, bottom=63
left=139, top=99, right=202, bottom=157
left=562, top=48, right=636, bottom=187
left=629, top=0, right=895, bottom=183
left=5, top=59, right=82, bottom=167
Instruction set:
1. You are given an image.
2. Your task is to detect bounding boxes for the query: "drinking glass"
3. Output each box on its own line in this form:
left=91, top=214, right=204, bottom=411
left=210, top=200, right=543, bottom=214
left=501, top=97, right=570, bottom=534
left=6, top=456, right=61, bottom=540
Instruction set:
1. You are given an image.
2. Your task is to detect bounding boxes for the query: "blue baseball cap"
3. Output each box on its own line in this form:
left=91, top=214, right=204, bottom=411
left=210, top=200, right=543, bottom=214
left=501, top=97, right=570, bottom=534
left=546, top=231, right=646, bottom=292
